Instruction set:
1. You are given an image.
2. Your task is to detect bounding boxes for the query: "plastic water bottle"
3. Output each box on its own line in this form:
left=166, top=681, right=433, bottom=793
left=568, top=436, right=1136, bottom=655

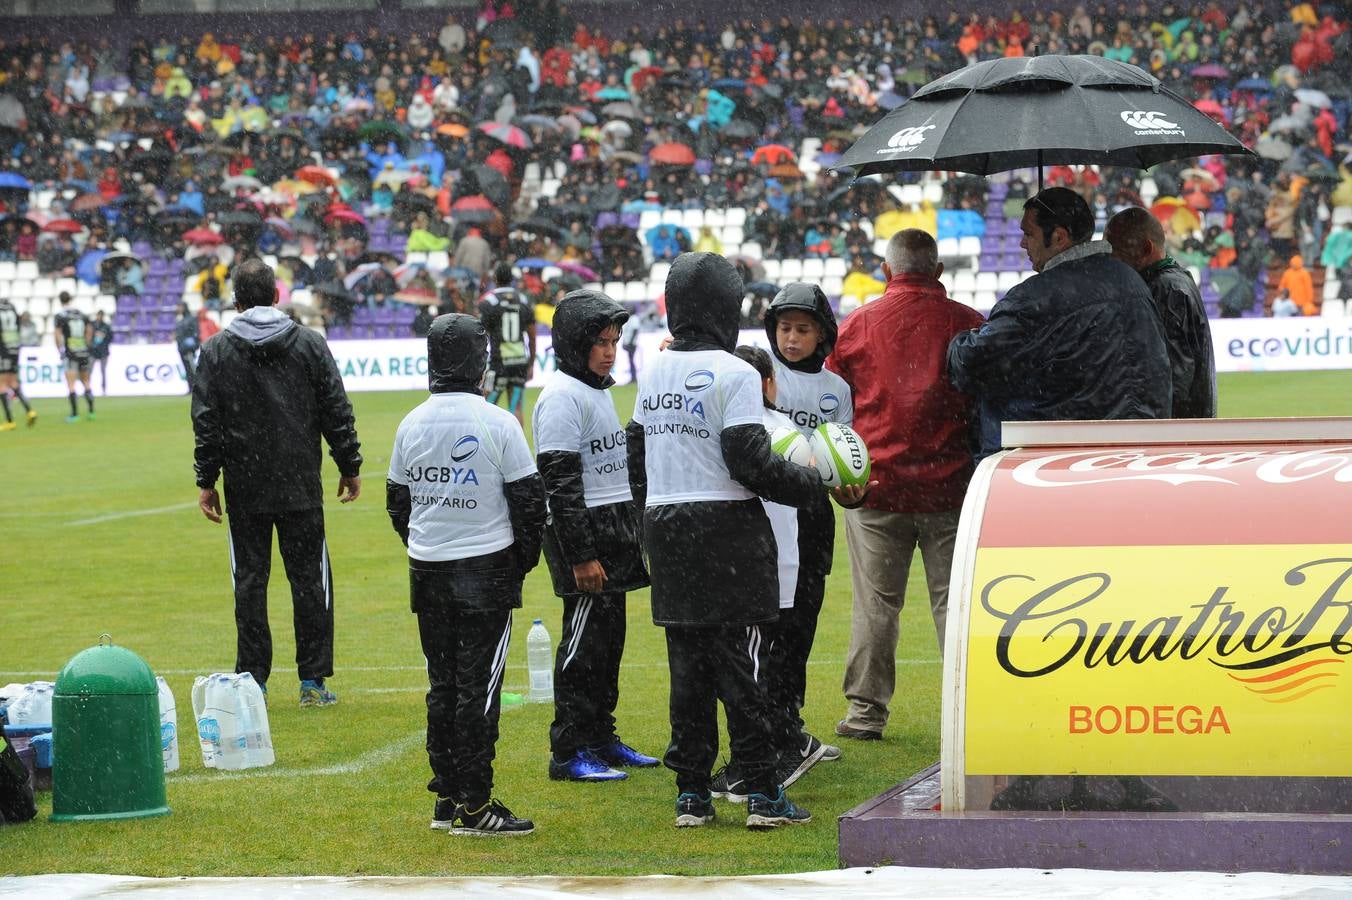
left=156, top=676, right=179, bottom=773
left=526, top=619, right=554, bottom=704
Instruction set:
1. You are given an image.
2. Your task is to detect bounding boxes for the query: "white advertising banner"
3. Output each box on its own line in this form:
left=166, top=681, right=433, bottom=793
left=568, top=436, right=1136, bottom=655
left=14, top=319, right=1345, bottom=399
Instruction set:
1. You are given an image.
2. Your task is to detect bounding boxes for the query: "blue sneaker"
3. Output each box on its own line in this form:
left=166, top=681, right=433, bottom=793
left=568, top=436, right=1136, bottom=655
left=299, top=679, right=337, bottom=708
left=746, top=788, right=812, bottom=829
left=593, top=738, right=660, bottom=768
left=548, top=749, right=628, bottom=782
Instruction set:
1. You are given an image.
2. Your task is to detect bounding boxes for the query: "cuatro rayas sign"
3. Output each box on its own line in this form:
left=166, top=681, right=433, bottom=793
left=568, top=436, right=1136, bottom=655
left=944, top=420, right=1352, bottom=793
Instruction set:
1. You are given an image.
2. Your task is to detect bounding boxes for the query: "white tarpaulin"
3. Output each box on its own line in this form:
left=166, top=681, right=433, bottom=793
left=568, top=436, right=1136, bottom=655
left=1, top=868, right=1349, bottom=899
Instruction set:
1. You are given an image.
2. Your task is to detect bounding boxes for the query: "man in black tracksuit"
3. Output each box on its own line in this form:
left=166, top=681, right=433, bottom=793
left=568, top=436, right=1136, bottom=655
left=627, top=252, right=824, bottom=829
left=386, top=313, right=548, bottom=836
left=192, top=259, right=362, bottom=708
left=533, top=290, right=657, bottom=782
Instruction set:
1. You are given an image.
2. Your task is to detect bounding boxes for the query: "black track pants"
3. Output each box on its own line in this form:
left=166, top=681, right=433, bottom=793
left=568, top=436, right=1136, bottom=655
left=766, top=569, right=827, bottom=751
left=550, top=591, right=626, bottom=758
left=663, top=624, right=777, bottom=797
left=413, top=582, right=513, bottom=807
left=227, top=506, right=333, bottom=686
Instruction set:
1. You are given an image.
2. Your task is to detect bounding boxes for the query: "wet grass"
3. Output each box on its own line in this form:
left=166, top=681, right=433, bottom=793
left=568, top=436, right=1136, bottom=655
left=0, top=370, right=1345, bottom=876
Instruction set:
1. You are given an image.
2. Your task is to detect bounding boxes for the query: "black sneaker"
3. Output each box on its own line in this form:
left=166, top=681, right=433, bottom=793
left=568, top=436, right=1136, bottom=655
left=675, top=792, right=715, bottom=827
left=430, top=796, right=460, bottom=830
left=710, top=762, right=748, bottom=803
left=777, top=733, right=829, bottom=790
left=745, top=788, right=812, bottom=829
left=439, top=798, right=534, bottom=836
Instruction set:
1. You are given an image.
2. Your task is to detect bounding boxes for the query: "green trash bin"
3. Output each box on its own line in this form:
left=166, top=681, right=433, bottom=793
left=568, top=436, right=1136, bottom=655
left=50, top=636, right=170, bottom=822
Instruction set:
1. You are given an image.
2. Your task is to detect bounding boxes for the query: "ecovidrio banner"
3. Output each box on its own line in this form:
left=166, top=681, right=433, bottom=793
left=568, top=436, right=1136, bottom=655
left=941, top=418, right=1352, bottom=812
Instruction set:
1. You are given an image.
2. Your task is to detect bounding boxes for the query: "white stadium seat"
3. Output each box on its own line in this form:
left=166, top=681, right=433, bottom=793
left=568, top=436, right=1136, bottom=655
left=779, top=259, right=803, bottom=280
left=957, top=236, right=981, bottom=258
left=724, top=208, right=747, bottom=228
left=975, top=272, right=999, bottom=293
left=32, top=277, right=56, bottom=299
left=823, top=258, right=847, bottom=278
left=922, top=183, right=944, bottom=205
left=721, top=226, right=744, bottom=247
left=638, top=210, right=662, bottom=232
left=873, top=238, right=889, bottom=258
left=937, top=237, right=960, bottom=258
left=821, top=276, right=844, bottom=297
left=1321, top=298, right=1344, bottom=318
left=9, top=278, right=32, bottom=298
left=997, top=271, right=1022, bottom=293
left=427, top=251, right=451, bottom=270
left=15, top=261, right=38, bottom=280
left=0, top=262, right=14, bottom=280
left=974, top=290, right=998, bottom=311
left=681, top=209, right=704, bottom=230
left=899, top=184, right=923, bottom=206
left=801, top=258, right=825, bottom=279
left=623, top=281, right=648, bottom=303
left=603, top=281, right=625, bottom=299
left=952, top=290, right=974, bottom=307
left=954, top=270, right=976, bottom=293
left=26, top=296, right=51, bottom=318
left=738, top=242, right=762, bottom=258
left=703, top=210, right=726, bottom=229
left=648, top=261, right=671, bottom=282
left=1333, top=207, right=1352, bottom=227
left=1324, top=278, right=1341, bottom=301
left=76, top=280, right=98, bottom=297
left=761, top=260, right=781, bottom=280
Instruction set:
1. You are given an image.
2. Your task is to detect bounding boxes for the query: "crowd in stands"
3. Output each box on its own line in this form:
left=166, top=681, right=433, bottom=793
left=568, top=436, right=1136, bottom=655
left=0, top=0, right=1350, bottom=348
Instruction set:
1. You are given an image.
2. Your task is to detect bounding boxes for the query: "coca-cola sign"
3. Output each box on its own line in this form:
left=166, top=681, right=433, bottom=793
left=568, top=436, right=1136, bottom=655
left=1012, top=446, right=1352, bottom=488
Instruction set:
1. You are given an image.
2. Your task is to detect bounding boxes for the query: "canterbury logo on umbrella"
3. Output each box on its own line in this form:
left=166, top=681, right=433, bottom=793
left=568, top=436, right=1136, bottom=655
left=1120, top=110, right=1185, bottom=135
left=878, top=124, right=936, bottom=154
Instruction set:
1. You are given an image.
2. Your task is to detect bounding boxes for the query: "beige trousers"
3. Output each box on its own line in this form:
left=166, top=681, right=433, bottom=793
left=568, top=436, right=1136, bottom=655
left=840, top=506, right=961, bottom=733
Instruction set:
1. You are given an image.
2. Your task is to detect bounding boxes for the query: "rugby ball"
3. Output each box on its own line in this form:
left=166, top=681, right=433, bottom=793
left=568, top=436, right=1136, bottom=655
left=768, top=425, right=814, bottom=468
left=808, top=423, right=871, bottom=489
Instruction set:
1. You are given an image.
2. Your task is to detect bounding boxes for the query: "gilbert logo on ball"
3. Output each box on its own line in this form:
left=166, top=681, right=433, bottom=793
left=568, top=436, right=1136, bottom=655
left=809, top=423, right=871, bottom=488
left=768, top=425, right=813, bottom=468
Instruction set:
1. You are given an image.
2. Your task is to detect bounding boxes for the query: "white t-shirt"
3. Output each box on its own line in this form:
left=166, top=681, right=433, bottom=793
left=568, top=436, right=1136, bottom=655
left=388, top=392, right=538, bottom=562
left=771, top=358, right=854, bottom=436
left=762, top=407, right=800, bottom=609
left=531, top=372, right=631, bottom=509
left=631, top=348, right=763, bottom=506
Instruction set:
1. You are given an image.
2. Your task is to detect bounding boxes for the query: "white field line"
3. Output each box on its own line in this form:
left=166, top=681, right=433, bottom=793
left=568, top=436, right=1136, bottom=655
left=166, top=730, right=425, bottom=784
left=0, top=659, right=936, bottom=678
left=66, top=502, right=197, bottom=527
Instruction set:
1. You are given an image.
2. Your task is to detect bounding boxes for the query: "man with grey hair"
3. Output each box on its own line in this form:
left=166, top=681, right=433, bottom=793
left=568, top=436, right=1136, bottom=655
left=824, top=229, right=985, bottom=741
left=1104, top=206, right=1216, bottom=418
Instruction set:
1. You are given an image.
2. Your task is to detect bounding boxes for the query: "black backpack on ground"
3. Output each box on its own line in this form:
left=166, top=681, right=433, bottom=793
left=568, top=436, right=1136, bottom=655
left=0, top=719, right=37, bottom=824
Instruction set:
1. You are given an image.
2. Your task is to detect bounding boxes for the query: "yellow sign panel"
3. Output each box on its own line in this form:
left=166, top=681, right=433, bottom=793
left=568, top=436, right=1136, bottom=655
left=964, top=545, right=1352, bottom=776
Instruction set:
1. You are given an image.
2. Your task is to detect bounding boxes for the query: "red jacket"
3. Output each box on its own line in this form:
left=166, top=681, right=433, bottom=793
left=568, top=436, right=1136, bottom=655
left=826, top=274, right=985, bottom=513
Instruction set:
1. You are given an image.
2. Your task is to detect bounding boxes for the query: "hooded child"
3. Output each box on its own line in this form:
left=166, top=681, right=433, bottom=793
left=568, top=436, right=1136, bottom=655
left=626, top=252, right=825, bottom=830
left=532, top=290, right=659, bottom=783
left=386, top=312, right=547, bottom=837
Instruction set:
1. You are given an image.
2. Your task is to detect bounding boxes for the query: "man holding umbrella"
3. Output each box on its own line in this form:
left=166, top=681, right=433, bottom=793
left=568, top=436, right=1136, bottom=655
left=948, top=188, right=1172, bottom=456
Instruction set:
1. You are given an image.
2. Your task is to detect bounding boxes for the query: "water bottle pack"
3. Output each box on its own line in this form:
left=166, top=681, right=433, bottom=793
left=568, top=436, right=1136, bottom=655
left=526, top=619, right=554, bottom=704
left=5, top=682, right=54, bottom=728
left=190, top=673, right=274, bottom=770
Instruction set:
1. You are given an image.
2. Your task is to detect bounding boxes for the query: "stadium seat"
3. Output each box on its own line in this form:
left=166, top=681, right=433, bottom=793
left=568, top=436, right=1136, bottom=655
left=937, top=238, right=960, bottom=258
left=703, top=210, right=726, bottom=229
left=873, top=238, right=889, bottom=258
left=55, top=277, right=78, bottom=296
left=954, top=270, right=976, bottom=294
left=952, top=290, right=974, bottom=307
left=681, top=209, right=704, bottom=230
left=1139, top=176, right=1158, bottom=205
left=1321, top=298, right=1344, bottom=317
left=405, top=251, right=429, bottom=265
left=738, top=241, right=762, bottom=258
left=761, top=260, right=781, bottom=280
left=725, top=208, right=747, bottom=228
left=33, top=277, right=56, bottom=298
left=922, top=183, right=944, bottom=205
left=646, top=279, right=665, bottom=299
left=604, top=281, right=625, bottom=298
left=638, top=210, right=662, bottom=232
left=541, top=266, right=562, bottom=282
left=1333, top=207, right=1352, bottom=227
left=1324, top=278, right=1341, bottom=301
left=957, top=236, right=981, bottom=258
left=823, top=258, right=847, bottom=278
left=623, top=281, right=647, bottom=303
left=540, top=178, right=561, bottom=198
left=428, top=251, right=450, bottom=270
left=722, top=226, right=744, bottom=247
left=76, top=280, right=98, bottom=297
left=899, top=185, right=923, bottom=206
left=27, top=296, right=52, bottom=318
left=997, top=271, right=1022, bottom=293
left=802, top=258, right=825, bottom=279
left=975, top=272, right=999, bottom=293
left=779, top=259, right=803, bottom=280
left=10, top=278, right=32, bottom=298
left=649, top=261, right=671, bottom=283
left=938, top=272, right=954, bottom=293
left=0, top=262, right=14, bottom=280
left=821, top=276, right=843, bottom=297
left=973, top=290, right=998, bottom=311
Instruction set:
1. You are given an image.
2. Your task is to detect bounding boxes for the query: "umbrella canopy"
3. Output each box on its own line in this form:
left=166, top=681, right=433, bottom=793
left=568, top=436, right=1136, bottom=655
left=837, top=55, right=1254, bottom=179
left=1193, top=99, right=1227, bottom=122
left=0, top=94, right=25, bottom=129
left=514, top=257, right=553, bottom=269
left=595, top=86, right=630, bottom=101
left=601, top=101, right=639, bottom=120
left=265, top=216, right=295, bottom=240
left=1189, top=63, right=1229, bottom=80
left=183, top=227, right=224, bottom=245
left=1254, top=136, right=1293, bottom=160
left=343, top=262, right=386, bottom=291
left=295, top=165, right=338, bottom=187
left=222, top=175, right=264, bottom=192
left=601, top=119, right=634, bottom=141
left=325, top=208, right=367, bottom=226
left=1294, top=88, right=1332, bottom=109
left=720, top=120, right=759, bottom=140
left=1269, top=115, right=1309, bottom=134
left=0, top=171, right=31, bottom=191
left=313, top=280, right=354, bottom=302
left=451, top=195, right=495, bottom=213
left=514, top=217, right=564, bottom=238
left=1234, top=77, right=1272, bottom=93
left=516, top=114, right=561, bottom=132
left=650, top=142, right=696, bottom=166
left=70, top=193, right=108, bottom=213
left=358, top=120, right=407, bottom=146
left=476, top=122, right=532, bottom=149
left=43, top=218, right=84, bottom=234
left=437, top=122, right=470, bottom=138
left=752, top=144, right=796, bottom=166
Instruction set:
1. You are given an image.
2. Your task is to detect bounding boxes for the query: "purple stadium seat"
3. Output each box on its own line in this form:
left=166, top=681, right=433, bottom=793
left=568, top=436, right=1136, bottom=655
left=393, top=304, right=418, bottom=323
left=113, top=311, right=134, bottom=329
left=979, top=253, right=999, bottom=270
left=373, top=305, right=395, bottom=325
left=999, top=253, right=1024, bottom=271
left=326, top=325, right=351, bottom=340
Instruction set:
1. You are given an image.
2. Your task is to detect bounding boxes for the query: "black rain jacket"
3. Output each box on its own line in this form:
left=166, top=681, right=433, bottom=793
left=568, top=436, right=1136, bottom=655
left=192, top=306, right=361, bottom=514
left=1140, top=258, right=1217, bottom=419
left=537, top=290, right=649, bottom=598
left=947, top=244, right=1172, bottom=457
left=627, top=252, right=822, bottom=628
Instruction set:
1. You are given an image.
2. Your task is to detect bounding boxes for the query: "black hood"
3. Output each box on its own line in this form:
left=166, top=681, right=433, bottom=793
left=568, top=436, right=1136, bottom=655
left=427, top=312, right=488, bottom=394
left=665, top=252, right=743, bottom=352
left=552, top=289, right=629, bottom=389
left=764, top=282, right=838, bottom=373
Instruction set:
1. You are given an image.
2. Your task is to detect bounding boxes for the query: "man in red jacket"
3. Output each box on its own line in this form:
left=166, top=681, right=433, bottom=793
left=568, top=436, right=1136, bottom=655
left=826, top=229, right=984, bottom=741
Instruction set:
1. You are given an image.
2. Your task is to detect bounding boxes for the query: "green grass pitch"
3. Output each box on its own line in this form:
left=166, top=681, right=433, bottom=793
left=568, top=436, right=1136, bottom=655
left=0, top=371, right=1345, bottom=875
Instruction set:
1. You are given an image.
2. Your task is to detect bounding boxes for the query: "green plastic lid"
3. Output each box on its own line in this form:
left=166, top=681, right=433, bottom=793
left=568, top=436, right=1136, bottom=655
left=54, top=636, right=157, bottom=697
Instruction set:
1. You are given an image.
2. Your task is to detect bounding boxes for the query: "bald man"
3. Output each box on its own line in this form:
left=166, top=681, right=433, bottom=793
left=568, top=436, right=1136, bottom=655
left=1105, top=207, right=1216, bottom=419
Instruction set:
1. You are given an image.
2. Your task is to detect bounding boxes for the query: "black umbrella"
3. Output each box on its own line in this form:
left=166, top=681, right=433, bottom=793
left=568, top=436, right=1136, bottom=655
left=462, top=164, right=510, bottom=210
left=514, top=217, right=564, bottom=238
left=721, top=120, right=759, bottom=140
left=837, top=55, right=1253, bottom=187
